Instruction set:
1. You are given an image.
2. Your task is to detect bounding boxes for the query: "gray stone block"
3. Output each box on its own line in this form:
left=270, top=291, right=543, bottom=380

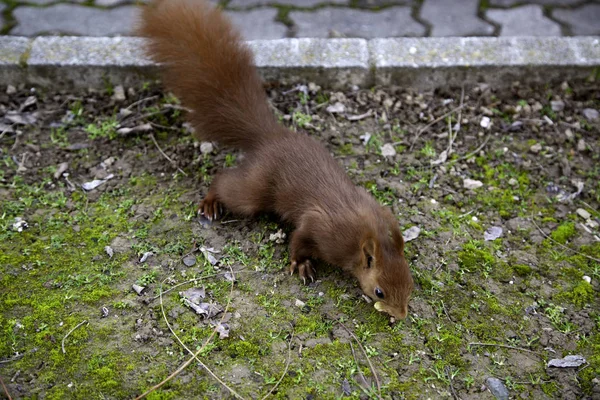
left=553, top=4, right=600, bottom=36
left=421, top=0, right=494, bottom=37
left=290, top=7, right=424, bottom=38
left=226, top=9, right=288, bottom=40
left=489, top=0, right=581, bottom=6
left=0, top=36, right=32, bottom=84
left=249, top=38, right=370, bottom=88
left=370, top=37, right=600, bottom=89
left=487, top=5, right=562, bottom=36
left=26, top=36, right=157, bottom=88
left=12, top=4, right=140, bottom=37
left=228, top=0, right=347, bottom=7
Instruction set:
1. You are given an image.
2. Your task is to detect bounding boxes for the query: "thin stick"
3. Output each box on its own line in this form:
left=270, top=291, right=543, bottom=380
left=348, top=341, right=372, bottom=398
left=336, top=320, right=382, bottom=399
left=406, top=104, right=466, bottom=150
left=135, top=267, right=236, bottom=400
left=260, top=326, right=294, bottom=400
left=468, top=342, right=539, bottom=355
left=157, top=272, right=246, bottom=400
left=446, top=366, right=459, bottom=400
left=149, top=269, right=250, bottom=301
left=455, top=133, right=491, bottom=162
left=149, top=133, right=188, bottom=176
left=0, top=375, right=12, bottom=400
left=124, top=95, right=159, bottom=111
left=530, top=215, right=600, bottom=263
left=62, top=320, right=88, bottom=354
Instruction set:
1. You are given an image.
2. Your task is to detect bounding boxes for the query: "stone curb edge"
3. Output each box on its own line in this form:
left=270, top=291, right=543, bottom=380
left=0, top=36, right=599, bottom=90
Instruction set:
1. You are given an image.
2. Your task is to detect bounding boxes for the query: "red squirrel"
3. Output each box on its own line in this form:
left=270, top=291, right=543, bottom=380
left=137, top=0, right=414, bottom=319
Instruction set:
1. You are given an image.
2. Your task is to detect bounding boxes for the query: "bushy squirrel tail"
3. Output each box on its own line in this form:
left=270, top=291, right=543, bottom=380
left=137, top=0, right=284, bottom=151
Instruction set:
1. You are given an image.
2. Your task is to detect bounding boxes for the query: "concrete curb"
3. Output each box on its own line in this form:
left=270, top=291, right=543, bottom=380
left=0, top=36, right=598, bottom=90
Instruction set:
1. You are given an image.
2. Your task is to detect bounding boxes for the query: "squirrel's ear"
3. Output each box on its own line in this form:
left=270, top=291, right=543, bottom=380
left=361, top=236, right=377, bottom=269
left=391, top=226, right=405, bottom=252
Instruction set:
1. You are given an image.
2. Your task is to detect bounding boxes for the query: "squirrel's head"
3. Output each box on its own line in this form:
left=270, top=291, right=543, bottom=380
left=353, top=206, right=414, bottom=320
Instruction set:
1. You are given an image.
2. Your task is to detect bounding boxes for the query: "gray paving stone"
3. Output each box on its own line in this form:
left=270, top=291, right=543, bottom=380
left=489, top=0, right=581, bottom=6
left=421, top=0, right=494, bottom=37
left=226, top=9, right=287, bottom=40
left=371, top=37, right=600, bottom=88
left=290, top=7, right=424, bottom=38
left=249, top=38, right=370, bottom=88
left=354, top=0, right=414, bottom=7
left=553, top=4, right=600, bottom=36
left=0, top=37, right=32, bottom=84
left=228, top=0, right=347, bottom=7
left=487, top=5, right=562, bottom=36
left=12, top=5, right=140, bottom=36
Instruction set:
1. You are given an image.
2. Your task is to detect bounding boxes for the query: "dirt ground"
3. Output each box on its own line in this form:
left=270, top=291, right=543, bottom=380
left=0, top=78, right=599, bottom=400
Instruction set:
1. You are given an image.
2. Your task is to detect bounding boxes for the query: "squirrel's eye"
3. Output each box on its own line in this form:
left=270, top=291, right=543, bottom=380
left=367, top=255, right=373, bottom=268
left=375, top=287, right=384, bottom=299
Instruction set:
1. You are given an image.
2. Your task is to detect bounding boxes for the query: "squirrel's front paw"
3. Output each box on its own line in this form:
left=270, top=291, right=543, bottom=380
left=198, top=193, right=223, bottom=221
left=289, top=259, right=315, bottom=285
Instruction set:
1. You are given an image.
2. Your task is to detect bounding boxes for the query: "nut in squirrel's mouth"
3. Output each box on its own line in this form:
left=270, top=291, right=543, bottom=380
left=374, top=302, right=384, bottom=312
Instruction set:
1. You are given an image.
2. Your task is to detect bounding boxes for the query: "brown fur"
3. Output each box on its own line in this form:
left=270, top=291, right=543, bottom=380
left=137, top=0, right=414, bottom=319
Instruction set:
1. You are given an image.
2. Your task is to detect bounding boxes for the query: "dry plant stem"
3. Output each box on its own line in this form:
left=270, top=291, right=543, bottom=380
left=336, top=320, right=382, bottom=399
left=135, top=267, right=236, bottom=400
left=124, top=95, right=160, bottom=112
left=406, top=104, right=466, bottom=150
left=456, top=133, right=491, bottom=162
left=259, top=326, right=294, bottom=400
left=0, top=375, right=12, bottom=400
left=149, top=269, right=250, bottom=301
left=149, top=133, right=188, bottom=176
left=157, top=273, right=246, bottom=400
left=446, top=366, right=460, bottom=400
left=349, top=341, right=370, bottom=397
left=468, top=342, right=539, bottom=355
left=61, top=320, right=88, bottom=354
left=530, top=215, right=600, bottom=263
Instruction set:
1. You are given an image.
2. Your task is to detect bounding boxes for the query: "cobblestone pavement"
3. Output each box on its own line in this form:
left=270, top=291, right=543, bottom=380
left=0, top=0, right=598, bottom=39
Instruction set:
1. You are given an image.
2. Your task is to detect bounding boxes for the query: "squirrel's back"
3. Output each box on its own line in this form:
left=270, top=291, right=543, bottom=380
left=137, top=0, right=283, bottom=151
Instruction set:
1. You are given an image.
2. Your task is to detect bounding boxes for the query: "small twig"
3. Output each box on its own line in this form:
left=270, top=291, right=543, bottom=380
left=530, top=215, right=600, bottom=263
left=149, top=269, right=250, bottom=301
left=445, top=366, right=459, bottom=400
left=406, top=104, right=466, bottom=150
left=468, top=342, right=539, bottom=355
left=149, top=122, right=180, bottom=131
left=124, top=95, right=159, bottom=112
left=260, top=325, right=294, bottom=400
left=349, top=342, right=367, bottom=389
left=62, top=320, right=88, bottom=354
left=123, top=108, right=171, bottom=125
left=135, top=266, right=236, bottom=400
left=149, top=133, right=188, bottom=176
left=455, top=133, right=492, bottom=162
left=441, top=301, right=454, bottom=323
left=336, top=320, right=382, bottom=399
left=0, top=375, right=12, bottom=400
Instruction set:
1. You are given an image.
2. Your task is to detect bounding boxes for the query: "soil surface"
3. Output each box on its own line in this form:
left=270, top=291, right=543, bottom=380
left=0, top=79, right=599, bottom=400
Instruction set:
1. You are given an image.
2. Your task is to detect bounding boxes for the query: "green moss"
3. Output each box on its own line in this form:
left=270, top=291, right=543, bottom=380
left=550, top=222, right=577, bottom=244
left=555, top=281, right=594, bottom=308
left=513, top=264, right=533, bottom=276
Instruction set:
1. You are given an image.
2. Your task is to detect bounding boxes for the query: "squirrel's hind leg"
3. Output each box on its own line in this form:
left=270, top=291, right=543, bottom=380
left=199, top=165, right=270, bottom=220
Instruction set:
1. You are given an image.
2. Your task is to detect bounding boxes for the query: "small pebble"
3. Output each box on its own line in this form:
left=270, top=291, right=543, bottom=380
left=583, top=276, right=591, bottom=284
left=551, top=100, right=564, bottom=112
left=576, top=208, right=591, bottom=220
left=183, top=254, right=196, bottom=267
left=485, top=377, right=509, bottom=400
left=6, top=85, right=16, bottom=95
left=577, top=139, right=586, bottom=152
left=565, top=128, right=573, bottom=140
left=111, top=85, right=126, bottom=102
left=200, top=142, right=214, bottom=154
left=508, top=178, right=518, bottom=187
left=380, top=143, right=396, bottom=157
left=582, top=108, right=599, bottom=121
left=480, top=116, right=491, bottom=129
left=529, top=143, right=542, bottom=153
left=463, top=179, right=483, bottom=189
